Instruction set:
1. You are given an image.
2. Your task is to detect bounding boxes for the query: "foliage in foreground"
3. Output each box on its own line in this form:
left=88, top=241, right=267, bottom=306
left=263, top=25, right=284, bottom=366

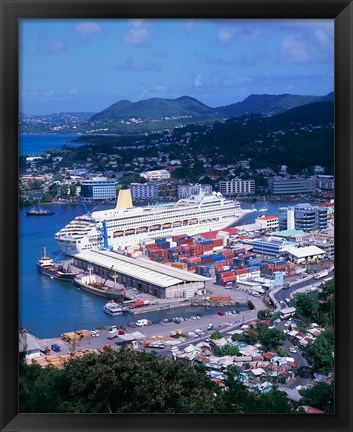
left=20, top=349, right=294, bottom=414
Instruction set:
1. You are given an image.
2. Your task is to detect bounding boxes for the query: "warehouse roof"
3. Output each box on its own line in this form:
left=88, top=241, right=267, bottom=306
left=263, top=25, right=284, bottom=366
left=288, top=246, right=325, bottom=258
left=74, top=250, right=208, bottom=288
left=273, top=229, right=306, bottom=238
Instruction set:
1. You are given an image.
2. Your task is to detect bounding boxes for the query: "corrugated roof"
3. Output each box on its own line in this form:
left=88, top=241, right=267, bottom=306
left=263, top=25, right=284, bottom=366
left=273, top=229, right=305, bottom=237
left=74, top=250, right=208, bottom=288
left=289, top=246, right=325, bottom=258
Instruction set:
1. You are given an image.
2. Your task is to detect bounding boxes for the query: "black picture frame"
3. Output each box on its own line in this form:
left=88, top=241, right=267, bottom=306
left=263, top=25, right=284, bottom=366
left=1, top=1, right=352, bottom=431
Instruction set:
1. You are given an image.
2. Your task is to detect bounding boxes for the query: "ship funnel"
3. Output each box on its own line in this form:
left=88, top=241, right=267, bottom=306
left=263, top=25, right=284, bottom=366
left=116, top=189, right=133, bottom=210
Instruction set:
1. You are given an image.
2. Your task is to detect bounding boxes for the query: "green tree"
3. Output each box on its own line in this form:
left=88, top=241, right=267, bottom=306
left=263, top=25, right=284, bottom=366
left=293, top=291, right=320, bottom=323
left=306, top=333, right=334, bottom=374
left=299, top=382, right=334, bottom=413
left=243, top=329, right=259, bottom=345
left=213, top=344, right=240, bottom=357
left=255, top=388, right=294, bottom=413
left=257, top=309, right=273, bottom=320
left=210, top=330, right=222, bottom=340
left=20, top=349, right=217, bottom=413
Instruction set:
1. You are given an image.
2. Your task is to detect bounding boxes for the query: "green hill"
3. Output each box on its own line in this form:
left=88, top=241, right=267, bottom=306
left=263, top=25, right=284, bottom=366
left=90, top=95, right=218, bottom=122
left=216, top=93, right=334, bottom=117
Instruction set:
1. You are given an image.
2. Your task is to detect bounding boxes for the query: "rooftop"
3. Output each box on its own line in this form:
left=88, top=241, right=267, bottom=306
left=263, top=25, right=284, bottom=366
left=288, top=245, right=325, bottom=258
left=74, top=250, right=209, bottom=288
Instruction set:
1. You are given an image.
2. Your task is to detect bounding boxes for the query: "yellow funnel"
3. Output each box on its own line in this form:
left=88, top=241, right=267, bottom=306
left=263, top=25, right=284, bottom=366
left=116, top=189, right=133, bottom=210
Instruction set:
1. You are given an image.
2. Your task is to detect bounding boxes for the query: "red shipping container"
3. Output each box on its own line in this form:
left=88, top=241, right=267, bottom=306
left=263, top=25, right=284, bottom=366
left=219, top=271, right=234, bottom=278
left=223, top=276, right=236, bottom=282
left=235, top=268, right=249, bottom=275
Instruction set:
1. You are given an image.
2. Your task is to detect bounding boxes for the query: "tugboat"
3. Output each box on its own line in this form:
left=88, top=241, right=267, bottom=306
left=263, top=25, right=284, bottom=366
left=26, top=207, right=55, bottom=216
left=73, top=266, right=125, bottom=301
left=37, top=247, right=76, bottom=281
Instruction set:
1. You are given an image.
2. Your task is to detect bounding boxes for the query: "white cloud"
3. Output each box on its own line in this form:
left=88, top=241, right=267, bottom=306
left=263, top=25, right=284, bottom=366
left=69, top=88, right=78, bottom=96
left=123, top=20, right=149, bottom=46
left=194, top=74, right=203, bottom=88
left=279, top=36, right=311, bottom=63
left=74, top=22, right=102, bottom=36
left=218, top=28, right=236, bottom=44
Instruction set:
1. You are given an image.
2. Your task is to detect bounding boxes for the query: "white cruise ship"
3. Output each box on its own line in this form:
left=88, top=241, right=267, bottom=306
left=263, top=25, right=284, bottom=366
left=55, top=189, right=254, bottom=256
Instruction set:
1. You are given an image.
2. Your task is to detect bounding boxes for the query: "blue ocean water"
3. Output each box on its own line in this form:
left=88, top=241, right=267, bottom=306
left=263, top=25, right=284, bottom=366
left=19, top=200, right=290, bottom=338
left=20, top=134, right=82, bottom=156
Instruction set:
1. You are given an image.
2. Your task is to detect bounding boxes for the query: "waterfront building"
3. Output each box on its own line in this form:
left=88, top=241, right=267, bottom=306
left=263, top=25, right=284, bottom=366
left=80, top=178, right=117, bottom=201
left=252, top=237, right=297, bottom=257
left=140, top=169, right=171, bottom=181
left=218, top=178, right=255, bottom=195
left=255, top=215, right=279, bottom=230
left=272, top=229, right=308, bottom=244
left=269, top=177, right=316, bottom=195
left=177, top=183, right=212, bottom=199
left=316, top=175, right=334, bottom=191
left=279, top=204, right=328, bottom=232
left=73, top=250, right=208, bottom=299
left=287, top=245, right=326, bottom=264
left=129, top=183, right=159, bottom=200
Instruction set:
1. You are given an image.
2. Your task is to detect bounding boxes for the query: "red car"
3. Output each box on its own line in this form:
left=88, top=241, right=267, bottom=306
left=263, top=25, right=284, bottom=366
left=217, top=311, right=225, bottom=316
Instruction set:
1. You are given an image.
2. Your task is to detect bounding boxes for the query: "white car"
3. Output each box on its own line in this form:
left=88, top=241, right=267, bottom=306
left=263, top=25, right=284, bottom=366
left=170, top=346, right=179, bottom=352
left=289, top=347, right=297, bottom=353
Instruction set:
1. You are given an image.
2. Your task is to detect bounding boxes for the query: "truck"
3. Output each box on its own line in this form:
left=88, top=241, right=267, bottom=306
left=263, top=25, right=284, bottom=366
left=107, top=330, right=118, bottom=339
left=313, top=270, right=329, bottom=280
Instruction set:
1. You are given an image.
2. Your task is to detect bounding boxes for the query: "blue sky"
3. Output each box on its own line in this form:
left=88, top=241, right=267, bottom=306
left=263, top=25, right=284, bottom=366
left=20, top=19, right=334, bottom=115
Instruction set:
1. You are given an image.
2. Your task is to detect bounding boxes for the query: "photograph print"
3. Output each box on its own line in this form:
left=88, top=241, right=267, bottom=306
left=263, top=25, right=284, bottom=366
left=19, top=18, right=335, bottom=414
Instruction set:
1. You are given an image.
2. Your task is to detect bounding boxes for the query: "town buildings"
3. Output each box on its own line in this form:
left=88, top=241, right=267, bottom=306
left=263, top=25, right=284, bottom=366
left=269, top=177, right=316, bottom=195
left=177, top=183, right=212, bottom=199
left=80, top=178, right=117, bottom=201
left=129, top=183, right=159, bottom=200
left=279, top=204, right=328, bottom=232
left=218, top=178, right=255, bottom=195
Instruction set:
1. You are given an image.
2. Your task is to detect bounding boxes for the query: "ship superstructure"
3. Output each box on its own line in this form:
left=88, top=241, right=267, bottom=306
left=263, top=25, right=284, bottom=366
left=55, top=189, right=253, bottom=256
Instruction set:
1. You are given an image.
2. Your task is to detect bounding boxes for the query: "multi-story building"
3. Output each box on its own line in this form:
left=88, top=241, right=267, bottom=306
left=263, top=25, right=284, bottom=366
left=140, top=169, right=171, bottom=181
left=177, top=183, right=212, bottom=199
left=279, top=204, right=328, bottom=232
left=255, top=215, right=279, bottom=230
left=79, top=178, right=117, bottom=201
left=252, top=237, right=297, bottom=257
left=316, top=175, right=334, bottom=191
left=129, top=183, right=159, bottom=200
left=269, top=177, right=316, bottom=195
left=218, top=178, right=255, bottom=195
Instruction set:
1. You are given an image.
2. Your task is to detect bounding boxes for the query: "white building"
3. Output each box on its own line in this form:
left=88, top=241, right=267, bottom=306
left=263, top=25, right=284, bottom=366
left=140, top=169, right=171, bottom=181
left=129, top=183, right=159, bottom=200
left=255, top=215, right=279, bottom=230
left=219, top=178, right=255, bottom=195
left=287, top=246, right=326, bottom=264
left=177, top=183, right=212, bottom=199
left=80, top=177, right=117, bottom=201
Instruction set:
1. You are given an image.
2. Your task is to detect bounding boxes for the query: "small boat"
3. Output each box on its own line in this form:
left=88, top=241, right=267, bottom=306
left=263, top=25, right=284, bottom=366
left=125, top=229, right=135, bottom=235
left=37, top=247, right=76, bottom=281
left=26, top=207, right=55, bottom=216
left=162, top=222, right=172, bottom=229
left=103, top=300, right=123, bottom=316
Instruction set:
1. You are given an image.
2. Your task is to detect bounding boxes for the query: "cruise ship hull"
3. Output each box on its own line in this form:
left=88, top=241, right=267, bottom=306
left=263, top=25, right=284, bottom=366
left=55, top=190, right=254, bottom=256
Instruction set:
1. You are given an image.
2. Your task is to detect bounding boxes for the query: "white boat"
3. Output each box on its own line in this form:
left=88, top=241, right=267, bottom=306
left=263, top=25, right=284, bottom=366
left=103, top=300, right=123, bottom=316
left=55, top=189, right=255, bottom=256
left=258, top=197, right=268, bottom=212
